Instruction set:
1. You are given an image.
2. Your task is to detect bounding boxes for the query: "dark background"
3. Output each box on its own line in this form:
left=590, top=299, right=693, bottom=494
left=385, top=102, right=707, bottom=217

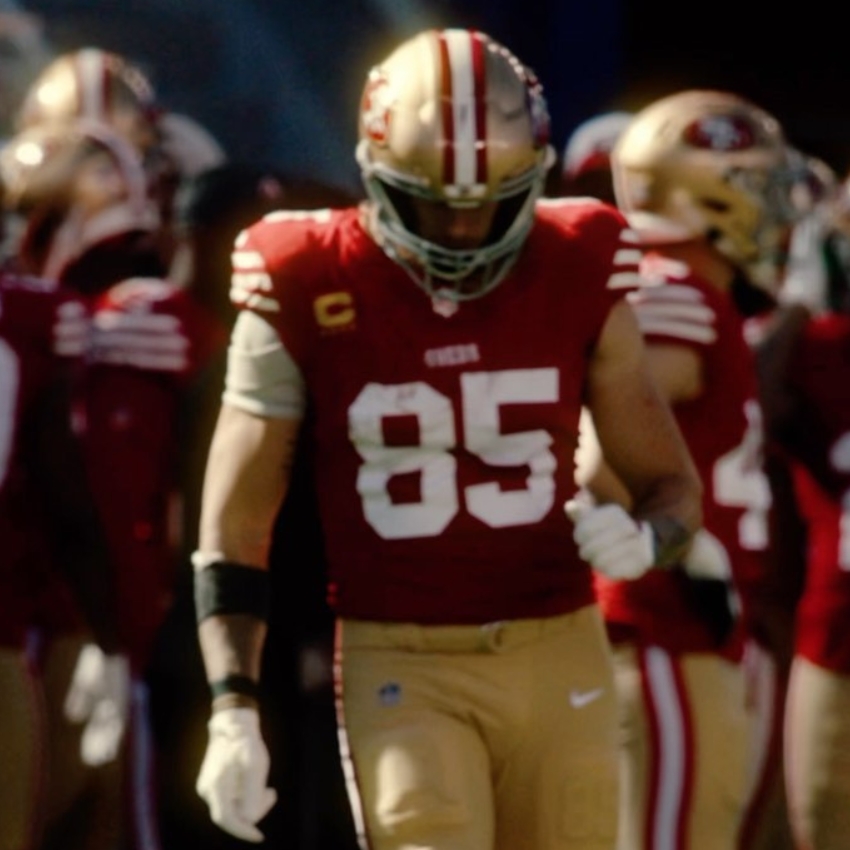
left=9, top=0, right=850, bottom=193
left=8, top=1, right=850, bottom=847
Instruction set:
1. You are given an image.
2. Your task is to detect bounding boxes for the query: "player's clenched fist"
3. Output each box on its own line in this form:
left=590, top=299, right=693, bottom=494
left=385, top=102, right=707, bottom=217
left=565, top=498, right=656, bottom=580
left=196, top=706, right=277, bottom=843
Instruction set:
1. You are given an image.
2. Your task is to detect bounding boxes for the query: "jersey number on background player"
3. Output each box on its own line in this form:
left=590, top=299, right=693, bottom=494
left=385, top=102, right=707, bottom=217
left=713, top=399, right=771, bottom=550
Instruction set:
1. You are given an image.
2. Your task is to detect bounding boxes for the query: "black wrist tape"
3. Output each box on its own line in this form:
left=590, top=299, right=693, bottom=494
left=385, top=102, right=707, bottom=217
left=649, top=517, right=692, bottom=568
left=209, top=674, right=261, bottom=700
left=194, top=561, right=271, bottom=624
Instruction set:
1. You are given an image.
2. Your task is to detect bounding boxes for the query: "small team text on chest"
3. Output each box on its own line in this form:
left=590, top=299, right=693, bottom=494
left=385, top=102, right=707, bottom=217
left=424, top=343, right=481, bottom=368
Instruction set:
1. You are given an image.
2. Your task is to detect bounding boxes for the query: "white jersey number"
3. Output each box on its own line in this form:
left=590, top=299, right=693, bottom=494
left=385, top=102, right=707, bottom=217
left=349, top=368, right=559, bottom=539
left=712, top=399, right=771, bottom=550
left=0, top=339, right=20, bottom=489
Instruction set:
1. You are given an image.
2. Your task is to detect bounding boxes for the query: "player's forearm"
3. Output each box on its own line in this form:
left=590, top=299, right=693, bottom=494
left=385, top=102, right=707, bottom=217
left=199, top=613, right=268, bottom=710
left=631, top=472, right=702, bottom=567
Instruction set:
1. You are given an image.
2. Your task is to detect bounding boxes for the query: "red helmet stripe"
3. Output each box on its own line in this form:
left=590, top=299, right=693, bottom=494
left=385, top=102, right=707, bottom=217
left=437, top=32, right=456, bottom=186
left=470, top=30, right=487, bottom=185
left=439, top=29, right=489, bottom=190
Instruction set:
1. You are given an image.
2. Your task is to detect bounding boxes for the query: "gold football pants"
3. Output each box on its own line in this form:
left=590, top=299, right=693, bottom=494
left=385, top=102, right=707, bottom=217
left=335, top=604, right=619, bottom=850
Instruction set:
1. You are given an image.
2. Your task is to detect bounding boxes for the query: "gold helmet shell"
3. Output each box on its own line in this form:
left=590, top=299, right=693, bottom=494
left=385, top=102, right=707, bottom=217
left=356, top=28, right=555, bottom=300
left=16, top=47, right=160, bottom=155
left=612, top=89, right=801, bottom=291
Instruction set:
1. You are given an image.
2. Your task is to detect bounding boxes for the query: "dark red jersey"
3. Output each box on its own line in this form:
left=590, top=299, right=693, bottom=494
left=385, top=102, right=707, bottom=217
left=781, top=313, right=850, bottom=673
left=78, top=278, right=221, bottom=666
left=0, top=272, right=88, bottom=645
left=231, top=200, right=638, bottom=623
left=595, top=254, right=770, bottom=652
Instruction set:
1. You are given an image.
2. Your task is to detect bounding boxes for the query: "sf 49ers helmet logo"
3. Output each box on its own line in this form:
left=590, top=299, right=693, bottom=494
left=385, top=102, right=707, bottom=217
left=361, top=70, right=393, bottom=146
left=683, top=114, right=757, bottom=152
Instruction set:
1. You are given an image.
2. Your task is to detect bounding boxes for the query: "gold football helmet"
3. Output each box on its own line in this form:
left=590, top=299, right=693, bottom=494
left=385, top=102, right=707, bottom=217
left=15, top=47, right=160, bottom=155
left=612, top=89, right=802, bottom=292
left=356, top=28, right=556, bottom=301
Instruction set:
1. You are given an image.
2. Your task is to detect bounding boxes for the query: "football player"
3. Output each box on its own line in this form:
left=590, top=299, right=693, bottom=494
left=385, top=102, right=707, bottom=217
left=751, top=165, right=850, bottom=850
left=0, top=118, right=216, bottom=850
left=575, top=90, right=802, bottom=849
left=0, top=266, right=125, bottom=850
left=191, top=28, right=702, bottom=848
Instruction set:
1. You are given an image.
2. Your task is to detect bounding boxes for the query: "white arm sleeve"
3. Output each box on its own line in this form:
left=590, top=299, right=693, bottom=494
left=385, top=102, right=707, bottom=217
left=221, top=310, right=306, bottom=419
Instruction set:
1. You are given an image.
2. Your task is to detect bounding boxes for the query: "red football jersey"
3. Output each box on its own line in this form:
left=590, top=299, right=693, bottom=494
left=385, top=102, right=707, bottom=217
left=231, top=200, right=638, bottom=623
left=782, top=313, right=850, bottom=673
left=595, top=253, right=771, bottom=652
left=76, top=278, right=222, bottom=667
left=0, top=272, right=88, bottom=645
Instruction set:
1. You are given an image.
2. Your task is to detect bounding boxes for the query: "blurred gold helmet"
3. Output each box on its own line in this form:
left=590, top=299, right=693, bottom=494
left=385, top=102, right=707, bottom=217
left=612, top=89, right=802, bottom=292
left=356, top=28, right=555, bottom=300
left=16, top=47, right=160, bottom=155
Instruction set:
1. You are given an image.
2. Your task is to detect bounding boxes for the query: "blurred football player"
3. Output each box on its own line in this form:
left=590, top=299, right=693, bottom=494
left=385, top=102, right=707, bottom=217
left=190, top=27, right=702, bottom=848
left=0, top=265, right=126, bottom=850
left=575, top=89, right=803, bottom=849
left=0, top=117, right=217, bottom=850
left=749, top=164, right=850, bottom=850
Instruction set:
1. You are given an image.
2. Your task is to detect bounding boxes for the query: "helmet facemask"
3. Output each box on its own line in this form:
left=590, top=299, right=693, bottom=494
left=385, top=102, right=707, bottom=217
left=359, top=142, right=551, bottom=301
left=701, top=161, right=803, bottom=291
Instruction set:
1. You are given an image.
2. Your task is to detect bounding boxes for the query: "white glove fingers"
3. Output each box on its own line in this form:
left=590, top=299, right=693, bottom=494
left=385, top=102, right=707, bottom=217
left=564, top=498, right=590, bottom=523
left=64, top=687, right=94, bottom=723
left=80, top=704, right=124, bottom=766
left=240, top=748, right=274, bottom=822
left=208, top=790, right=265, bottom=843
left=197, top=707, right=273, bottom=842
left=568, top=501, right=656, bottom=580
left=243, top=786, right=277, bottom=824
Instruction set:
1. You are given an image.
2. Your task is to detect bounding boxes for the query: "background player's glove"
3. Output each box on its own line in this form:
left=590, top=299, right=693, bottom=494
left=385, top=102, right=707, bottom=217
left=196, top=706, right=277, bottom=843
left=64, top=643, right=130, bottom=767
left=565, top=497, right=655, bottom=580
left=683, top=528, right=732, bottom=582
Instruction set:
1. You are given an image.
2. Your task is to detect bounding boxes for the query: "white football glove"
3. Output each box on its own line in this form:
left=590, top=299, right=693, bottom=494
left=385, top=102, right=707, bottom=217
left=683, top=528, right=732, bottom=582
left=565, top=498, right=655, bottom=580
left=64, top=643, right=130, bottom=767
left=196, top=706, right=277, bottom=843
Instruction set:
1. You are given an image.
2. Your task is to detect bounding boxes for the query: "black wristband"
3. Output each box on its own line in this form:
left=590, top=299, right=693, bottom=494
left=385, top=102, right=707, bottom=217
left=194, top=561, right=271, bottom=624
left=209, top=674, right=261, bottom=700
left=649, top=516, right=693, bottom=568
